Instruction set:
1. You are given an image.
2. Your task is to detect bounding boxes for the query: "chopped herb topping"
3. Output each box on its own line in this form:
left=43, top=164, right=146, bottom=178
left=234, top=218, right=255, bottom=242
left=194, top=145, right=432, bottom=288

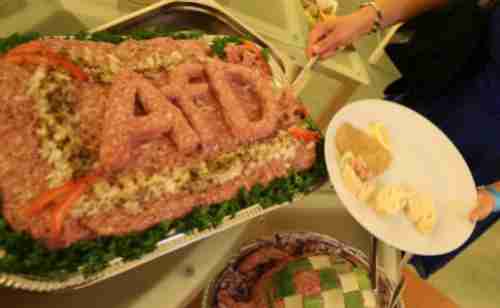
left=210, top=36, right=243, bottom=58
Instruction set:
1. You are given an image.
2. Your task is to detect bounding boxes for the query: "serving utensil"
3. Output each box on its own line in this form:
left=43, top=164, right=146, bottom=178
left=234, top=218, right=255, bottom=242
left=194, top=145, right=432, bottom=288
left=292, top=2, right=338, bottom=95
left=388, top=252, right=412, bottom=308
left=292, top=55, right=318, bottom=95
left=370, top=236, right=379, bottom=292
left=389, top=276, right=406, bottom=308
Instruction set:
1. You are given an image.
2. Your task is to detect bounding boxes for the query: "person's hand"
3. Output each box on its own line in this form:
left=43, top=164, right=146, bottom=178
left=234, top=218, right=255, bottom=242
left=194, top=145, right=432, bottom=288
left=469, top=182, right=500, bottom=222
left=307, top=7, right=377, bottom=60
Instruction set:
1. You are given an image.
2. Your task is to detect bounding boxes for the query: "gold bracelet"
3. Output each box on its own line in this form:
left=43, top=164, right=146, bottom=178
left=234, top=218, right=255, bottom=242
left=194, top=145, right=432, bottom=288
left=360, top=1, right=384, bottom=33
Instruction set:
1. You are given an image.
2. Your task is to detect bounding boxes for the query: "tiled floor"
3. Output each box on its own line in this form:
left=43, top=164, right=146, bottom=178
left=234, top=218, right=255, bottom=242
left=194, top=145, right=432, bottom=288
left=302, top=28, right=500, bottom=308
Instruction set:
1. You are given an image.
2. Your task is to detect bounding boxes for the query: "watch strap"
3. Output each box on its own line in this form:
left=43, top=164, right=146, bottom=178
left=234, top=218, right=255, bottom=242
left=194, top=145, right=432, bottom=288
left=360, top=1, right=384, bottom=32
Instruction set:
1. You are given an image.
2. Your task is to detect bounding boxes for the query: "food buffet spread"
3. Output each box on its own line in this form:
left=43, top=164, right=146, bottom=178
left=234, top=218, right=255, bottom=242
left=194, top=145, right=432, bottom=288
left=0, top=1, right=329, bottom=291
left=0, top=1, right=478, bottom=308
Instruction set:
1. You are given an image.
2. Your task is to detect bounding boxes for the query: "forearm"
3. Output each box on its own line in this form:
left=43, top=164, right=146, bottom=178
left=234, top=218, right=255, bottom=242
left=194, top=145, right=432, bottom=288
left=308, top=0, right=455, bottom=58
left=374, top=0, right=450, bottom=27
left=349, top=0, right=451, bottom=39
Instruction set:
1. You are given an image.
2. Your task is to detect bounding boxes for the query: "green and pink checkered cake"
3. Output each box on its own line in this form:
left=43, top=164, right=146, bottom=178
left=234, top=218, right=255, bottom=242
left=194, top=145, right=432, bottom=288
left=208, top=232, right=396, bottom=308
left=259, top=255, right=376, bottom=308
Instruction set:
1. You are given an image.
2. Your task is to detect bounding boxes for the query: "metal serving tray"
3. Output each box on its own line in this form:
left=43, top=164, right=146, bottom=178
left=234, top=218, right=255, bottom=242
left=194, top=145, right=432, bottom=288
left=0, top=0, right=327, bottom=292
left=93, top=0, right=295, bottom=81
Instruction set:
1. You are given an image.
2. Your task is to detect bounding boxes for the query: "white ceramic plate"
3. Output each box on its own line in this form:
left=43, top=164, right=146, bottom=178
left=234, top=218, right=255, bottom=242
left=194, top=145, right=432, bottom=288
left=325, top=99, right=477, bottom=256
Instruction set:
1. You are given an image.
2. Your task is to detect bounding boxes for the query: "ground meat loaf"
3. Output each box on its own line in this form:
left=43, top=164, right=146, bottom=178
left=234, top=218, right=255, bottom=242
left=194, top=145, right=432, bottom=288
left=0, top=37, right=318, bottom=250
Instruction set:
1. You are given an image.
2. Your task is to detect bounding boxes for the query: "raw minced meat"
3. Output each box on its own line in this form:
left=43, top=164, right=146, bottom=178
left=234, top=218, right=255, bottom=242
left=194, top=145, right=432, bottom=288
left=0, top=37, right=316, bottom=250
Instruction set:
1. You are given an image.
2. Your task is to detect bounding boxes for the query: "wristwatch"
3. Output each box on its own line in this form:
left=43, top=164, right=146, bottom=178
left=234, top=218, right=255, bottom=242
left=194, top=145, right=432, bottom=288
left=360, top=1, right=384, bottom=33
left=485, top=186, right=500, bottom=212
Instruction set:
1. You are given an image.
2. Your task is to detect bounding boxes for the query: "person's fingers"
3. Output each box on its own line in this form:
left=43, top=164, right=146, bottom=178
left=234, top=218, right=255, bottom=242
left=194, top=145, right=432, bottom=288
left=306, top=42, right=316, bottom=58
left=307, top=23, right=329, bottom=58
left=319, top=47, right=338, bottom=60
left=312, top=32, right=343, bottom=57
left=470, top=190, right=495, bottom=222
left=470, top=205, right=492, bottom=222
left=309, top=18, right=337, bottom=44
left=479, top=189, right=495, bottom=208
left=309, top=23, right=327, bottom=45
left=307, top=19, right=338, bottom=57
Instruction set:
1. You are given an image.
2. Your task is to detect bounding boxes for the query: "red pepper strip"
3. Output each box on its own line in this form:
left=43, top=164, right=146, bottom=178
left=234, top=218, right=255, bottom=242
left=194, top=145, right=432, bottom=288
left=242, top=41, right=272, bottom=76
left=25, top=169, right=103, bottom=218
left=288, top=127, right=321, bottom=143
left=5, top=41, right=45, bottom=56
left=50, top=173, right=101, bottom=240
left=4, top=49, right=89, bottom=82
left=50, top=183, right=87, bottom=241
left=4, top=54, right=50, bottom=66
left=24, top=180, right=78, bottom=218
left=243, top=41, right=262, bottom=54
left=45, top=50, right=89, bottom=81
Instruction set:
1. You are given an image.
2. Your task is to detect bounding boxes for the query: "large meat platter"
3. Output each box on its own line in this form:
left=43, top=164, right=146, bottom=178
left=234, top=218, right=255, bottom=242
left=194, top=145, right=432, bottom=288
left=0, top=0, right=327, bottom=291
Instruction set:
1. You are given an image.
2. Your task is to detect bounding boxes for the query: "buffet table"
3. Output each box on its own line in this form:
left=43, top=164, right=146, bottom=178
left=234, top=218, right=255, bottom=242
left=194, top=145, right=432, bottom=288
left=0, top=1, right=400, bottom=307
